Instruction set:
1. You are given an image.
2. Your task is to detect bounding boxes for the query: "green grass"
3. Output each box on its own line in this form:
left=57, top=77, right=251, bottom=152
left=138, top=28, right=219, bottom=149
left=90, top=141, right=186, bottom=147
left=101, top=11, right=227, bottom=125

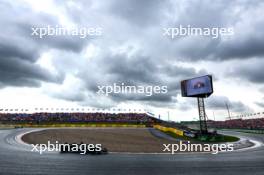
left=215, top=135, right=240, bottom=142
left=163, top=131, right=239, bottom=143
left=220, top=129, right=264, bottom=134
left=163, top=131, right=195, bottom=140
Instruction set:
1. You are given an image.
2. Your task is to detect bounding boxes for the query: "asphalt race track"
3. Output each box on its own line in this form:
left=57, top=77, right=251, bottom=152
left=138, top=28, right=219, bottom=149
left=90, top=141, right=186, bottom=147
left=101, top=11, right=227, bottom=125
left=0, top=128, right=264, bottom=175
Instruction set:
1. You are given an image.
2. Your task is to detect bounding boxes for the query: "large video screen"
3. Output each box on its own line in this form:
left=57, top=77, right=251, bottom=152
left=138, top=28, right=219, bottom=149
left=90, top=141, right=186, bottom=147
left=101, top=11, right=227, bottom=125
left=181, top=75, right=213, bottom=97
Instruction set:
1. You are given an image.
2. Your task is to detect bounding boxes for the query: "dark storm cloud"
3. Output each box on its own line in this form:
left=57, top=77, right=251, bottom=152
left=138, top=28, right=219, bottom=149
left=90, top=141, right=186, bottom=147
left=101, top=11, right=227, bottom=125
left=100, top=52, right=209, bottom=87
left=255, top=102, right=264, bottom=108
left=71, top=50, right=209, bottom=107
left=108, top=0, right=167, bottom=26
left=162, top=0, right=264, bottom=62
left=2, top=0, right=263, bottom=111
left=103, top=54, right=158, bottom=84
left=228, top=59, right=264, bottom=84
left=79, top=52, right=161, bottom=94
left=216, top=35, right=264, bottom=60
left=0, top=39, right=37, bottom=62
left=0, top=56, right=62, bottom=87
left=162, top=65, right=196, bottom=78
left=206, top=96, right=250, bottom=112
left=0, top=1, right=89, bottom=88
left=54, top=0, right=169, bottom=26
left=53, top=0, right=264, bottom=63
left=255, top=97, right=264, bottom=108
left=17, top=15, right=88, bottom=53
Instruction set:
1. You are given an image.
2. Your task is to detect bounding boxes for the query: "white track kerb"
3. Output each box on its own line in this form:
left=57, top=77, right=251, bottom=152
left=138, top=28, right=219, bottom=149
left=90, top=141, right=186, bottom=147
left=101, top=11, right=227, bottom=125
left=16, top=129, right=45, bottom=146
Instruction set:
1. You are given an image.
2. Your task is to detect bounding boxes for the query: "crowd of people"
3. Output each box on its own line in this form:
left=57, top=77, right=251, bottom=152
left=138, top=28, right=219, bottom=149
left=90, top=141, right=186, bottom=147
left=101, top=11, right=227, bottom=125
left=3, top=112, right=263, bottom=130
left=0, top=112, right=159, bottom=124
left=210, top=118, right=264, bottom=129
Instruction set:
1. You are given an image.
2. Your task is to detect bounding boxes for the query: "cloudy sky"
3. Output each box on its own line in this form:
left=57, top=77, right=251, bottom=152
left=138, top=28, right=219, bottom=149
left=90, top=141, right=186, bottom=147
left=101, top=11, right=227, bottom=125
left=0, top=0, right=264, bottom=121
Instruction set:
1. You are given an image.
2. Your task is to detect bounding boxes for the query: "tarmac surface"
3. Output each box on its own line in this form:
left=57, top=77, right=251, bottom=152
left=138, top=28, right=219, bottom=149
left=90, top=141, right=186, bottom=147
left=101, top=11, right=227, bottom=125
left=0, top=128, right=264, bottom=175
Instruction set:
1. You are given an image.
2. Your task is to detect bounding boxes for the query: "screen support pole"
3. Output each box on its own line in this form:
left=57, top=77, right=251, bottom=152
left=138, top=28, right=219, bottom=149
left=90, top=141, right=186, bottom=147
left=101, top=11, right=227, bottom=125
left=197, top=97, right=208, bottom=134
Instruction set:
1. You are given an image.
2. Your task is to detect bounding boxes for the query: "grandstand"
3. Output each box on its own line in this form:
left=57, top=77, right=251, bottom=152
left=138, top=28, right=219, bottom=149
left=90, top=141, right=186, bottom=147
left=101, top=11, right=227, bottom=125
left=210, top=117, right=264, bottom=130
left=0, top=112, right=162, bottom=126
left=0, top=109, right=192, bottom=132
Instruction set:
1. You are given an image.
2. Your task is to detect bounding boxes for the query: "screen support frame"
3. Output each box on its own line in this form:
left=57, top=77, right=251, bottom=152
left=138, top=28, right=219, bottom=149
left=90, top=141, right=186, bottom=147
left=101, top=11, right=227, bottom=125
left=197, top=97, right=208, bottom=134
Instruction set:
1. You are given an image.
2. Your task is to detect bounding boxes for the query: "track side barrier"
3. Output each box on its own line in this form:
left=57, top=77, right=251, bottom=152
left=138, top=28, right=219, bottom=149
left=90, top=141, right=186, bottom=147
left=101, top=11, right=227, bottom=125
left=153, top=125, right=184, bottom=136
